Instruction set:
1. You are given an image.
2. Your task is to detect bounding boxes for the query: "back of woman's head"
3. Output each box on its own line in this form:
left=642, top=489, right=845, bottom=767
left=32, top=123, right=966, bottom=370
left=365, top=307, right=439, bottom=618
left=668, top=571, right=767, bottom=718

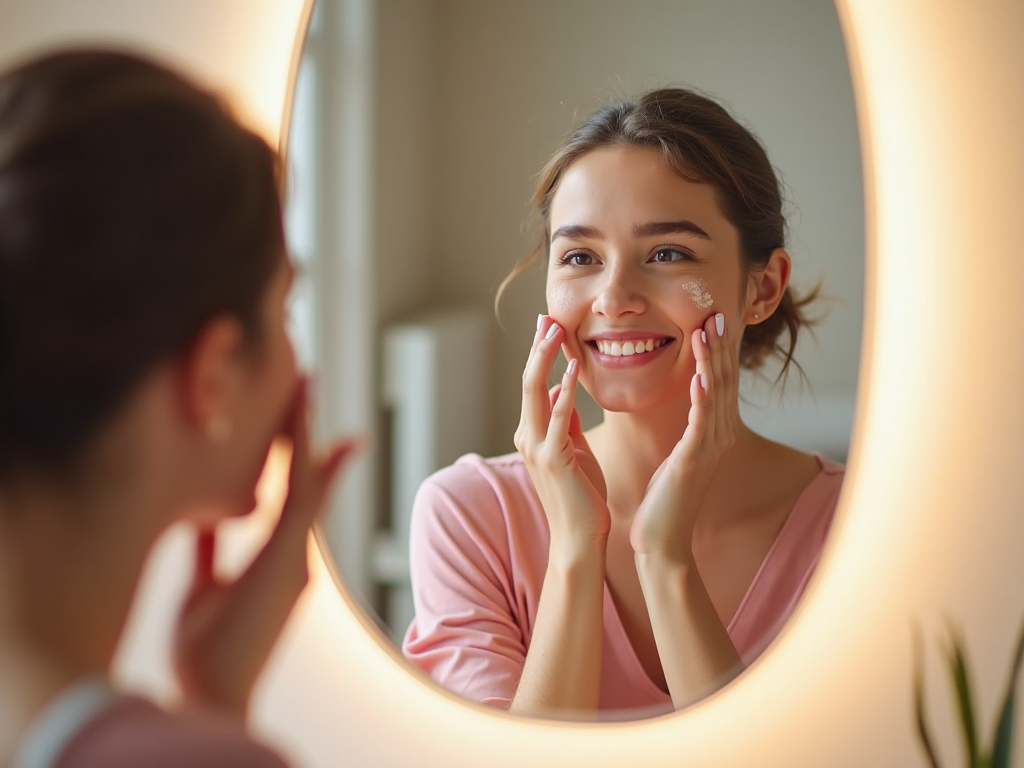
left=0, top=49, right=284, bottom=481
left=500, top=87, right=818, bottom=379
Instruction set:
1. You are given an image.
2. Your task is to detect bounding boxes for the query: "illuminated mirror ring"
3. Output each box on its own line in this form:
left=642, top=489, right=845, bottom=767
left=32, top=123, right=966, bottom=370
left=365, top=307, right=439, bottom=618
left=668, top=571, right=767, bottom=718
left=255, top=0, right=1024, bottom=765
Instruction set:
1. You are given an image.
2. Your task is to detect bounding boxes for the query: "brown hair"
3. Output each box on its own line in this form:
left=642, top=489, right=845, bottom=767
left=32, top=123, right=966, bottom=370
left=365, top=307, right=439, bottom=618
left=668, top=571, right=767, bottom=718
left=0, top=49, right=284, bottom=480
left=497, top=87, right=818, bottom=378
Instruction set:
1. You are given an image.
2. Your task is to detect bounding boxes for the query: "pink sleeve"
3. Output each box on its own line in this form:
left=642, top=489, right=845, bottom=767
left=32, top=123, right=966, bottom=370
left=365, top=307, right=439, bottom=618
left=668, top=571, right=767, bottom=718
left=402, top=462, right=525, bottom=708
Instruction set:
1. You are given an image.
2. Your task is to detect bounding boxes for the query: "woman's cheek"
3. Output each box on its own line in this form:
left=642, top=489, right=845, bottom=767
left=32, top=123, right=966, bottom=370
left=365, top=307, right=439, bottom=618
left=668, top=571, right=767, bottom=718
left=681, top=277, right=715, bottom=311
left=547, top=280, right=579, bottom=315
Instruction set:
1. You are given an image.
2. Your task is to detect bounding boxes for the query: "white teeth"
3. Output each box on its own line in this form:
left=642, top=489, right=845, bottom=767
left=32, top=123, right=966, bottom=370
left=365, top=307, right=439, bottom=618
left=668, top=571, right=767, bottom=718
left=595, top=338, right=664, bottom=357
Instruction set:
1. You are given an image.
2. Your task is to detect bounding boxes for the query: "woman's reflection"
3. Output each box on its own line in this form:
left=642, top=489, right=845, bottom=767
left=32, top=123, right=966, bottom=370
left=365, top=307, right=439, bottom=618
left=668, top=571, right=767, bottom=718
left=402, top=89, right=844, bottom=720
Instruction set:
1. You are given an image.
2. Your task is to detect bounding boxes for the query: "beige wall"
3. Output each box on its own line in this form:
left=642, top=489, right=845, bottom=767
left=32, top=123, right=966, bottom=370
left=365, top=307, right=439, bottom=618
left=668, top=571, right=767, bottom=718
left=372, top=0, right=442, bottom=324
left=373, top=0, right=863, bottom=455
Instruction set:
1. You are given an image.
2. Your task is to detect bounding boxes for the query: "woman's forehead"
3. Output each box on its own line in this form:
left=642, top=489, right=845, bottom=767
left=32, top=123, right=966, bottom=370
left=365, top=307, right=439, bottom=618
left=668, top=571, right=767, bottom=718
left=549, top=148, right=729, bottom=237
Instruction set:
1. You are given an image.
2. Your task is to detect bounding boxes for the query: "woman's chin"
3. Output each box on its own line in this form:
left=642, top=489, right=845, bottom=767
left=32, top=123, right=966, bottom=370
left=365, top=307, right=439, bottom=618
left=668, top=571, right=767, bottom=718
left=586, top=386, right=677, bottom=415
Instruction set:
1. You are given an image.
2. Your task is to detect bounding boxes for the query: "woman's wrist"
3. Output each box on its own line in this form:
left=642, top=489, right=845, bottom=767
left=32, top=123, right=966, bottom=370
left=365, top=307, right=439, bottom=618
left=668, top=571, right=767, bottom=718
left=547, top=530, right=607, bottom=574
left=634, top=545, right=697, bottom=572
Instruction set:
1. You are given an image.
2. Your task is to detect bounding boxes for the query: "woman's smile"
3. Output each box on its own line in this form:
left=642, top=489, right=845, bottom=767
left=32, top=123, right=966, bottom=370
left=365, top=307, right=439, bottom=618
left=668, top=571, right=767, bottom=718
left=584, top=333, right=675, bottom=368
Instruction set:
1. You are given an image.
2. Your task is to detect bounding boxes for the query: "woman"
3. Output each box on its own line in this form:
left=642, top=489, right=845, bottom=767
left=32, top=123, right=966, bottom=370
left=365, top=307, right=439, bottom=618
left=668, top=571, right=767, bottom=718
left=0, top=50, right=354, bottom=765
left=403, top=88, right=844, bottom=720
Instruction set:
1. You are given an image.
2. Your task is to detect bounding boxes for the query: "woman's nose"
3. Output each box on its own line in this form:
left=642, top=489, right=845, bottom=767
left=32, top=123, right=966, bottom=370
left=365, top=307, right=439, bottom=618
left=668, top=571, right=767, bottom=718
left=591, top=264, right=646, bottom=317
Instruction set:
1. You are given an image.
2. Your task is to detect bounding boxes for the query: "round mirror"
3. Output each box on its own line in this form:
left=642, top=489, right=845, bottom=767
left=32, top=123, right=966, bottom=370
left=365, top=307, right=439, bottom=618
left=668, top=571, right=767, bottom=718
left=284, top=0, right=862, bottom=721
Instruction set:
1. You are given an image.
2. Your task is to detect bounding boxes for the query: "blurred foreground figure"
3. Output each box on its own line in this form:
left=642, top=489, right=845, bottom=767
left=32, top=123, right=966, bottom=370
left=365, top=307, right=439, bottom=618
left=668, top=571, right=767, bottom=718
left=0, top=49, right=355, bottom=768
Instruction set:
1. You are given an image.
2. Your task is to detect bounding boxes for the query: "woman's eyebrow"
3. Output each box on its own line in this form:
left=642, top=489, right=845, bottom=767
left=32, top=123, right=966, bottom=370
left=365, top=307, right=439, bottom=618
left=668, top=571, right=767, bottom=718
left=634, top=220, right=711, bottom=239
left=550, top=223, right=604, bottom=242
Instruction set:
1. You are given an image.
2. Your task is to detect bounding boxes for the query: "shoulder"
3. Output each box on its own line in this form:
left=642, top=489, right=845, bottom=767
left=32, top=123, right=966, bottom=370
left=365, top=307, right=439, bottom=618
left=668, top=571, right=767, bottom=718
left=418, top=451, right=532, bottom=499
left=808, top=452, right=845, bottom=507
left=55, top=697, right=290, bottom=768
left=780, top=452, right=845, bottom=546
left=413, top=452, right=537, bottom=523
left=409, top=451, right=546, bottom=564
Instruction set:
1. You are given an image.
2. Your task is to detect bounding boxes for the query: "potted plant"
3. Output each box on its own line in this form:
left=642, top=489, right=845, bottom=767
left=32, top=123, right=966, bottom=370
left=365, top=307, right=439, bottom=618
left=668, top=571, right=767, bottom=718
left=915, top=622, right=1024, bottom=768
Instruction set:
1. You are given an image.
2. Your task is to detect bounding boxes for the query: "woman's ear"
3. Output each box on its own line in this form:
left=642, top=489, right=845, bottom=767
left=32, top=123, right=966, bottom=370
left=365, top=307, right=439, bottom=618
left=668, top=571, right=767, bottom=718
left=745, top=248, right=791, bottom=324
left=178, top=316, right=245, bottom=441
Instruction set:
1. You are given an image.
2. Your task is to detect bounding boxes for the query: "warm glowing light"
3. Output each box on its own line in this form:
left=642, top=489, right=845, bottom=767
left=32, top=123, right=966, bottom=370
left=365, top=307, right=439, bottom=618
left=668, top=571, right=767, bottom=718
left=104, top=1, right=1024, bottom=766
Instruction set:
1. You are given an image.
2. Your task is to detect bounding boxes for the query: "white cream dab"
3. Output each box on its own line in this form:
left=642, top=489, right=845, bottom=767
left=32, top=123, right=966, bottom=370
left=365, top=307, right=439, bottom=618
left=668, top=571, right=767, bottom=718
left=548, top=282, right=576, bottom=313
left=682, top=278, right=714, bottom=310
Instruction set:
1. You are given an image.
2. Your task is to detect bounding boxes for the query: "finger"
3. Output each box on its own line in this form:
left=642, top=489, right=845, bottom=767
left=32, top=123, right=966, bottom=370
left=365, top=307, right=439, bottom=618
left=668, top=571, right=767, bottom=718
left=718, top=313, right=739, bottom=443
left=194, top=528, right=217, bottom=590
left=521, top=315, right=564, bottom=441
left=548, top=383, right=583, bottom=437
left=693, top=324, right=715, bottom=442
left=568, top=403, right=583, bottom=437
left=548, top=383, right=562, bottom=411
left=318, top=438, right=361, bottom=488
left=521, top=313, right=546, bottom=380
left=287, top=376, right=312, bottom=486
left=674, top=371, right=708, bottom=464
left=545, top=358, right=578, bottom=447
left=705, top=313, right=727, bottom=442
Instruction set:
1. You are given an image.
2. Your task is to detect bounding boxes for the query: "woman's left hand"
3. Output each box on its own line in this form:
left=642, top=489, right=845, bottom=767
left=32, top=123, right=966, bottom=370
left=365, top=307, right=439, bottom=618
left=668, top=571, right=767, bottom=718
left=173, top=378, right=359, bottom=717
left=630, top=312, right=739, bottom=561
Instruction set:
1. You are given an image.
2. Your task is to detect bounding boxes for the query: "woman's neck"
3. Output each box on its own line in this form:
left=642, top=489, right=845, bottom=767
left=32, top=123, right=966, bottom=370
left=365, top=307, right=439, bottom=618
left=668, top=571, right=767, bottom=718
left=587, top=400, right=766, bottom=524
left=0, top=474, right=163, bottom=759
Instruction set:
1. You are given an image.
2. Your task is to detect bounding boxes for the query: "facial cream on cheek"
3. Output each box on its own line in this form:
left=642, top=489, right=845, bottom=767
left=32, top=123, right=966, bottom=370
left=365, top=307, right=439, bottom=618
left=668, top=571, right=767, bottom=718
left=548, top=282, right=577, bottom=313
left=682, top=278, right=714, bottom=310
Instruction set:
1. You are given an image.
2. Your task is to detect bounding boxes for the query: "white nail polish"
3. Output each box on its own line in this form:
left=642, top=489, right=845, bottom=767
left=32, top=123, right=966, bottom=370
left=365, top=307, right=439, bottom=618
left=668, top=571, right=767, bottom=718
left=545, top=322, right=559, bottom=340
left=715, top=313, right=725, bottom=337
left=701, top=330, right=706, bottom=344
left=700, top=372, right=707, bottom=391
left=537, top=314, right=543, bottom=331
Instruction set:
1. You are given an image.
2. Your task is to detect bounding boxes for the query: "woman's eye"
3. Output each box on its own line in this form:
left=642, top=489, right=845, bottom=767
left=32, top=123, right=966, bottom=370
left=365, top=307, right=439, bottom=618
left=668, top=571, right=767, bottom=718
left=651, top=248, right=690, bottom=263
left=559, top=251, right=594, bottom=266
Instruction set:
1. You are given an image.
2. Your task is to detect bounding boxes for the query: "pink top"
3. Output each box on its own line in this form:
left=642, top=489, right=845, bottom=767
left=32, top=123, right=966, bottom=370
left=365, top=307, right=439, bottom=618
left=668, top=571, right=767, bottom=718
left=402, top=451, right=844, bottom=717
left=14, top=676, right=289, bottom=768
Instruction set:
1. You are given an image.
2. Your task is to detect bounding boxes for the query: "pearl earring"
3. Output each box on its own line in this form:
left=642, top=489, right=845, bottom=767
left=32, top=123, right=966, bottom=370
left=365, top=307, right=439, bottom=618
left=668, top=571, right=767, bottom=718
left=207, top=415, right=233, bottom=442
left=753, top=313, right=760, bottom=320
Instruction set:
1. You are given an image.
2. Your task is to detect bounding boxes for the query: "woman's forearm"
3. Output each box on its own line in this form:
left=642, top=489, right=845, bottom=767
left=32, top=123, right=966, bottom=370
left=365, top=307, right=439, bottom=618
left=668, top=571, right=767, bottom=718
left=635, top=552, right=743, bottom=710
left=509, top=538, right=606, bottom=719
left=176, top=519, right=309, bottom=716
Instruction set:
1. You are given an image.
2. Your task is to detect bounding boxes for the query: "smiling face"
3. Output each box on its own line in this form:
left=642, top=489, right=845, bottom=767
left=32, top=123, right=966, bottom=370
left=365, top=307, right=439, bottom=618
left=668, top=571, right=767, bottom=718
left=546, top=145, right=752, bottom=414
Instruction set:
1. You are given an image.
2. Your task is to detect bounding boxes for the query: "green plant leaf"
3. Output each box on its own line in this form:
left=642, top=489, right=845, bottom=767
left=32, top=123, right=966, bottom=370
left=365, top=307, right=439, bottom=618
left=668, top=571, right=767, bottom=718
left=989, top=617, right=1024, bottom=768
left=945, top=626, right=980, bottom=766
left=914, top=625, right=943, bottom=768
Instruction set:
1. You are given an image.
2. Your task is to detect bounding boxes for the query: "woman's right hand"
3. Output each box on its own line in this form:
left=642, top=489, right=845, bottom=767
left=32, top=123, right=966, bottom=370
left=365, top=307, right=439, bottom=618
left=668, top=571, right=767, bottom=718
left=514, top=315, right=610, bottom=554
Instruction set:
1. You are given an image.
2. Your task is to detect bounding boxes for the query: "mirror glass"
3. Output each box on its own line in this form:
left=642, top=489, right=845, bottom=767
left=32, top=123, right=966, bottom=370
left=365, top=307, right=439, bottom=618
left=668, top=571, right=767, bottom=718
left=285, top=0, right=862, bottom=721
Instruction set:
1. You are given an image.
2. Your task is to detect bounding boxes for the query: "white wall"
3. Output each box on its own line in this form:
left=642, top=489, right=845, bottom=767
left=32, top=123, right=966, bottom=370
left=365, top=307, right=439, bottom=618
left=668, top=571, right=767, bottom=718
left=369, top=0, right=863, bottom=456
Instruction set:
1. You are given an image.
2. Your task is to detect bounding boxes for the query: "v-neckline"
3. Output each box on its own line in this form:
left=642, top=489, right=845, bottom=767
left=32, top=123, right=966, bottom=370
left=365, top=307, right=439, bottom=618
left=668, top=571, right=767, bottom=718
left=602, top=453, right=832, bottom=699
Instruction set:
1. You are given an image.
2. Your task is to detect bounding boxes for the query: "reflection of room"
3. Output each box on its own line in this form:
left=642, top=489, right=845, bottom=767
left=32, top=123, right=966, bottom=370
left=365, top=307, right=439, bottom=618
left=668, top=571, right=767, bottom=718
left=285, top=0, right=863, bottom=639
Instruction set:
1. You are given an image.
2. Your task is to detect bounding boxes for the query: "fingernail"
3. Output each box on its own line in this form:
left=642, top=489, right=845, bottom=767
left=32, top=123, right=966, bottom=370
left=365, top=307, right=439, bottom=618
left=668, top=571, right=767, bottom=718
left=567, top=358, right=578, bottom=376
left=715, top=313, right=725, bottom=337
left=545, top=322, right=560, bottom=340
left=700, top=372, right=708, bottom=391
left=701, top=330, right=706, bottom=344
left=537, top=314, right=543, bottom=331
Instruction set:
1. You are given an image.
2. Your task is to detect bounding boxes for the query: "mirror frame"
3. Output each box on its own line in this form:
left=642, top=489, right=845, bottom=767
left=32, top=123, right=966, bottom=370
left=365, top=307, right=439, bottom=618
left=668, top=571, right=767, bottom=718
left=274, top=2, right=1024, bottom=765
